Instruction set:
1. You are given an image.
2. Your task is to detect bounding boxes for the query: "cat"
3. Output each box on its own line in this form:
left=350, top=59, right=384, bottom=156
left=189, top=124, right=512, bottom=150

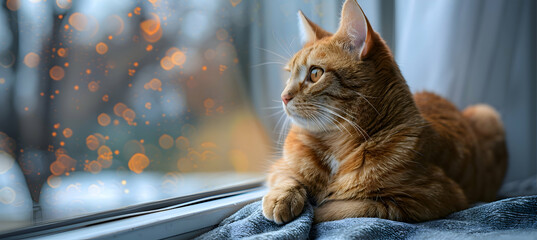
left=262, top=0, right=508, bottom=224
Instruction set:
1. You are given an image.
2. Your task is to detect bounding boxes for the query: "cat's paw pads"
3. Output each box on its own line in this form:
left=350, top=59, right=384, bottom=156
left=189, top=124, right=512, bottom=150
left=262, top=187, right=306, bottom=224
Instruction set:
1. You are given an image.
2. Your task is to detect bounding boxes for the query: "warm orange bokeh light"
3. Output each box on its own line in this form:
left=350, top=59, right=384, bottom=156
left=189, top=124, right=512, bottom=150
left=160, top=56, right=174, bottom=71
left=56, top=0, right=72, bottom=9
left=47, top=175, right=62, bottom=188
left=57, top=48, right=67, bottom=57
left=144, top=78, right=162, bottom=91
left=96, top=42, right=108, bottom=55
left=140, top=13, right=160, bottom=35
left=146, top=44, right=153, bottom=51
left=50, top=161, right=66, bottom=176
left=6, top=0, right=20, bottom=11
left=88, top=81, right=99, bottom=92
left=97, top=145, right=113, bottom=168
left=57, top=154, right=76, bottom=170
left=98, top=145, right=112, bottom=159
left=145, top=102, right=151, bottom=110
left=141, top=13, right=162, bottom=43
left=74, top=85, right=79, bottom=91
left=88, top=160, right=102, bottom=174
left=128, top=153, right=150, bottom=174
left=62, top=128, right=73, bottom=138
left=23, top=52, right=40, bottom=68
left=204, top=98, right=215, bottom=109
left=113, top=103, right=128, bottom=117
left=109, top=15, right=125, bottom=36
left=86, top=135, right=100, bottom=151
left=134, top=7, right=141, bottom=15
left=159, top=134, right=174, bottom=149
left=98, top=113, right=111, bottom=126
left=68, top=12, right=88, bottom=31
left=171, top=50, right=186, bottom=66
left=122, top=109, right=136, bottom=124
left=175, top=136, right=190, bottom=151
left=49, top=66, right=65, bottom=81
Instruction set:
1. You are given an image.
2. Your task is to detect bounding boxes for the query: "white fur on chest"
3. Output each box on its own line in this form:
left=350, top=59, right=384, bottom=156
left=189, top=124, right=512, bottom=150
left=324, top=155, right=340, bottom=176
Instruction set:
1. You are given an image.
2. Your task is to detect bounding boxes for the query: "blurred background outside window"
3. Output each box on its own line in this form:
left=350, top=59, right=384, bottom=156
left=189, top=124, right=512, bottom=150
left=0, top=0, right=535, bottom=234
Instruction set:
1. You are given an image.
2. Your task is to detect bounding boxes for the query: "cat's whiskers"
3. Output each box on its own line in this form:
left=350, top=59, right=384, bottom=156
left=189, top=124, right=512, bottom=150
left=251, top=62, right=287, bottom=68
left=319, top=106, right=362, bottom=138
left=355, top=92, right=381, bottom=116
left=263, top=106, right=285, bottom=110
left=318, top=111, right=348, bottom=135
left=299, top=104, right=354, bottom=136
left=287, top=37, right=296, bottom=54
left=310, top=102, right=370, bottom=140
left=277, top=116, right=291, bottom=146
left=272, top=31, right=293, bottom=58
left=255, top=47, right=289, bottom=62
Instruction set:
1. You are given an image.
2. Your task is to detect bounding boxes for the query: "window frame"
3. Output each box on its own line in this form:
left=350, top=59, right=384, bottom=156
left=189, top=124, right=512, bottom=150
left=0, top=181, right=265, bottom=239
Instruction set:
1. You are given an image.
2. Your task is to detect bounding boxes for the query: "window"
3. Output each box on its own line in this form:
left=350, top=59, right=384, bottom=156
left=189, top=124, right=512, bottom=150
left=0, top=0, right=272, bottom=234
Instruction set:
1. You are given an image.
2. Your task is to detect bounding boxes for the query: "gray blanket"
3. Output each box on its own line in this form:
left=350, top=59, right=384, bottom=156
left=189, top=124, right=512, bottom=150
left=196, top=195, right=537, bottom=239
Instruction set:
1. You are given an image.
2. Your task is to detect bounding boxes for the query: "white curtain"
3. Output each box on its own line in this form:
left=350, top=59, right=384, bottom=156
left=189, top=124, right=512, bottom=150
left=395, top=0, right=536, bottom=182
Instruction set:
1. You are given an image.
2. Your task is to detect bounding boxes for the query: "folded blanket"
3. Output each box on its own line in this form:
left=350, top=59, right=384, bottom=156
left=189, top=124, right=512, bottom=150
left=196, top=195, right=537, bottom=239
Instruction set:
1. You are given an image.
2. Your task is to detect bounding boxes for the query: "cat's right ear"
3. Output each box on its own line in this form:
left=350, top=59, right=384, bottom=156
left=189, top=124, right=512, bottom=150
left=297, top=11, right=331, bottom=45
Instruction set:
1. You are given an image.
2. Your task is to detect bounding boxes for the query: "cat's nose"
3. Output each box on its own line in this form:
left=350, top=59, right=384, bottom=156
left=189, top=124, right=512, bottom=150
left=281, top=94, right=294, bottom=106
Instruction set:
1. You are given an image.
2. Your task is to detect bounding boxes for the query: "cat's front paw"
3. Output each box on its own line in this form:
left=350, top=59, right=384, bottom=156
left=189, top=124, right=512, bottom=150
left=262, top=186, right=307, bottom=224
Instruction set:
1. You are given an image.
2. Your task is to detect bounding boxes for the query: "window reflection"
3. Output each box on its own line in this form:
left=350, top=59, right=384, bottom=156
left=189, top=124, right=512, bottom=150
left=0, top=0, right=268, bottom=232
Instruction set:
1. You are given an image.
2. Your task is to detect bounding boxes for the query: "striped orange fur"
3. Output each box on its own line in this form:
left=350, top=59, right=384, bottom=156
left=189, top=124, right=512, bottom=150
left=262, top=0, right=507, bottom=224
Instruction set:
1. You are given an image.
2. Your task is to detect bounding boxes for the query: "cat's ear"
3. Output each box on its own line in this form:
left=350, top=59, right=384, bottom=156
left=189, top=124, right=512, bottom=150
left=297, top=10, right=331, bottom=45
left=334, top=0, right=373, bottom=59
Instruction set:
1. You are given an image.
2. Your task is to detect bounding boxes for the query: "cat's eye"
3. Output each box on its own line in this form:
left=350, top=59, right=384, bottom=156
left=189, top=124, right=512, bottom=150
left=309, top=67, right=324, bottom=82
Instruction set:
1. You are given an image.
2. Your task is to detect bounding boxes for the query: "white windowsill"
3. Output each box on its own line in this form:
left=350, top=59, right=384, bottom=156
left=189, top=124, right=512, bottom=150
left=32, top=188, right=267, bottom=240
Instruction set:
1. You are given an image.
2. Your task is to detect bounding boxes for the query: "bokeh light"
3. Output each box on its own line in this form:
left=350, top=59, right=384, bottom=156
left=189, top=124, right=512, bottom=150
left=62, top=128, right=73, bottom=138
left=95, top=42, right=108, bottom=55
left=6, top=0, right=20, bottom=11
left=49, top=66, right=65, bottom=81
left=128, top=153, right=150, bottom=174
left=86, top=135, right=100, bottom=151
left=160, top=56, right=174, bottom=71
left=56, top=0, right=72, bottom=9
left=0, top=187, right=16, bottom=204
left=57, top=48, right=67, bottom=57
left=23, top=52, right=40, bottom=68
left=68, top=12, right=88, bottom=31
left=97, top=113, right=111, bottom=127
left=158, top=134, right=174, bottom=150
left=88, top=81, right=99, bottom=92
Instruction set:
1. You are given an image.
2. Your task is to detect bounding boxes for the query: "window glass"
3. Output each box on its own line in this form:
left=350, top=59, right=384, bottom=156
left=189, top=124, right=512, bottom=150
left=0, top=0, right=271, bottom=232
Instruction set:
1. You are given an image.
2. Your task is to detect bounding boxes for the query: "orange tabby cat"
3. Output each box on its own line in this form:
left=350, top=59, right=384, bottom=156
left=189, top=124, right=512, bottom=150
left=262, top=0, right=508, bottom=224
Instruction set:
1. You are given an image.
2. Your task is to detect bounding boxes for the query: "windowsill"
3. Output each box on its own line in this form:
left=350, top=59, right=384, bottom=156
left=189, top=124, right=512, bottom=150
left=0, top=172, right=266, bottom=239
left=31, top=187, right=267, bottom=239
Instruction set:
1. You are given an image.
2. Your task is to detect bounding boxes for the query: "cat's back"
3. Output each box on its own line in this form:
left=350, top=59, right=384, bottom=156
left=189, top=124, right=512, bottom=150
left=413, top=91, right=507, bottom=203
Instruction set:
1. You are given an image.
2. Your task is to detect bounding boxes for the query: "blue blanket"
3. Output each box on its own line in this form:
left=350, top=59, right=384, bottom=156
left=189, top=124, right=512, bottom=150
left=196, top=195, right=537, bottom=239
